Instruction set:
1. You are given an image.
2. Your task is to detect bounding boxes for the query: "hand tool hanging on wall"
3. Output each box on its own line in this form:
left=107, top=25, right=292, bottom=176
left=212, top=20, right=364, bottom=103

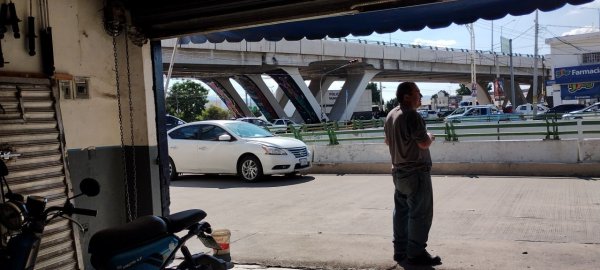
left=0, top=2, right=7, bottom=38
left=7, top=1, right=20, bottom=38
left=0, top=2, right=6, bottom=67
left=39, top=0, right=53, bottom=75
left=26, top=0, right=35, bottom=55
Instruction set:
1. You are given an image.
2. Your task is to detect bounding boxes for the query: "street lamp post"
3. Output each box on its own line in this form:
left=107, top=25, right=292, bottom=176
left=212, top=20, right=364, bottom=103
left=319, top=59, right=359, bottom=122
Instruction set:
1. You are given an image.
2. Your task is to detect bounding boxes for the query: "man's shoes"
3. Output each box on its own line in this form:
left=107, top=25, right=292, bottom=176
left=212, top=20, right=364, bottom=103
left=393, top=253, right=407, bottom=264
left=407, top=250, right=442, bottom=266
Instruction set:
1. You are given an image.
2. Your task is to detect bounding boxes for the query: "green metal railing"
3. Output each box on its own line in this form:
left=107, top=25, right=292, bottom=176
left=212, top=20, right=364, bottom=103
left=277, top=118, right=600, bottom=145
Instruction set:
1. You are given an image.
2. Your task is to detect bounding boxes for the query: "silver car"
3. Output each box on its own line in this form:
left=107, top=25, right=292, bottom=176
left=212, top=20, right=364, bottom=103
left=562, top=102, right=600, bottom=120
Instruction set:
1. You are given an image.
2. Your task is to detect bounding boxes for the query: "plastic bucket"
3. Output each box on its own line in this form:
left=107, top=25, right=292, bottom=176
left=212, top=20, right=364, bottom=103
left=211, top=229, right=231, bottom=255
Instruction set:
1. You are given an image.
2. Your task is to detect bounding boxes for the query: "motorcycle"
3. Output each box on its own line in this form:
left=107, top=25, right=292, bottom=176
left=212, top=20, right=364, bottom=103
left=0, top=159, right=233, bottom=270
left=0, top=159, right=99, bottom=269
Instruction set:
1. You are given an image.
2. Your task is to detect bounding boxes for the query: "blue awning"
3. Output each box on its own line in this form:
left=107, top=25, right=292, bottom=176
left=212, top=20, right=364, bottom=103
left=179, top=0, right=592, bottom=44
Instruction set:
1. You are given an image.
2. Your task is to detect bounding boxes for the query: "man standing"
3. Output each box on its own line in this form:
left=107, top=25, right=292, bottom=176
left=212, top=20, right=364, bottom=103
left=384, top=82, right=441, bottom=266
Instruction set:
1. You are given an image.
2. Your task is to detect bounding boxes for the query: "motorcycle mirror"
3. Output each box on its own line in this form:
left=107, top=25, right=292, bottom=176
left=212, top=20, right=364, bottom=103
left=0, top=159, right=7, bottom=177
left=80, top=178, right=100, bottom=197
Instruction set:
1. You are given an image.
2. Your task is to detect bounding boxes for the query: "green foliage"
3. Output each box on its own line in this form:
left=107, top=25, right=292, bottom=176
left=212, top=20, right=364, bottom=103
left=249, top=106, right=262, bottom=117
left=455, top=84, right=472, bottom=96
left=199, top=105, right=231, bottom=120
left=367, top=82, right=381, bottom=105
left=432, top=94, right=438, bottom=99
left=385, top=98, right=398, bottom=113
left=166, top=80, right=209, bottom=122
left=440, top=90, right=450, bottom=96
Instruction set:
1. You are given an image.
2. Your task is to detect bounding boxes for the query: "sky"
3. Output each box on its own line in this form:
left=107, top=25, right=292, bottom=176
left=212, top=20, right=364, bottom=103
left=172, top=0, right=600, bottom=105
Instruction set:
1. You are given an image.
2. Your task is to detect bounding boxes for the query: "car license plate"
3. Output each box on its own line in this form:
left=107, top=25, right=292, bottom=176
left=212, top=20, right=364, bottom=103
left=299, top=158, right=308, bottom=166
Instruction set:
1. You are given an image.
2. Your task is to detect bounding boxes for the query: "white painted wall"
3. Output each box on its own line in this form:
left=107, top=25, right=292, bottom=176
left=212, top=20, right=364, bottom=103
left=311, top=139, right=600, bottom=164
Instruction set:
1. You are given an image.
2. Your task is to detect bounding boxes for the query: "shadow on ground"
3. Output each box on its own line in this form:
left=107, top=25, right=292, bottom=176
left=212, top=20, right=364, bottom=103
left=170, top=174, right=315, bottom=189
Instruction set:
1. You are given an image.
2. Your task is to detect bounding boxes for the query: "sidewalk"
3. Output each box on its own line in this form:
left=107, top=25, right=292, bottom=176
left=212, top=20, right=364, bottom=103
left=170, top=174, right=600, bottom=270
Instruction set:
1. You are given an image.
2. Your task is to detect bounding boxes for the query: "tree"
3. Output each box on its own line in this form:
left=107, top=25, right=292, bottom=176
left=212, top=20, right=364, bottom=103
left=455, top=84, right=472, bottom=96
left=166, top=80, right=209, bottom=122
left=440, top=90, right=450, bottom=96
left=199, top=105, right=231, bottom=120
left=367, top=82, right=381, bottom=105
left=432, top=94, right=438, bottom=99
left=385, top=98, right=398, bottom=113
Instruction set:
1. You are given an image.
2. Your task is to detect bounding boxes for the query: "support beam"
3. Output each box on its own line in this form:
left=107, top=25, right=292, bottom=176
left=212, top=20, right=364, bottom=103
left=233, top=75, right=285, bottom=122
left=203, top=78, right=253, bottom=118
left=267, top=67, right=322, bottom=123
left=245, top=74, right=288, bottom=120
left=329, top=69, right=378, bottom=121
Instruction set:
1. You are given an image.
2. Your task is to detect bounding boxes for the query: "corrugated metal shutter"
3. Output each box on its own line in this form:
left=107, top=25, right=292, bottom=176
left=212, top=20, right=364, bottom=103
left=0, top=76, right=80, bottom=270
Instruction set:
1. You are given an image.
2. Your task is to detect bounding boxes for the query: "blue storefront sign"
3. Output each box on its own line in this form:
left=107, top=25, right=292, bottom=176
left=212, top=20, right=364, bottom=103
left=561, top=82, right=600, bottom=100
left=554, top=64, right=600, bottom=84
left=555, top=64, right=600, bottom=99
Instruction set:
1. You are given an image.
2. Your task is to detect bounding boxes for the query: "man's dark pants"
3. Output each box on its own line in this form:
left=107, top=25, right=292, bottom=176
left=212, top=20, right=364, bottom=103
left=392, top=169, right=434, bottom=258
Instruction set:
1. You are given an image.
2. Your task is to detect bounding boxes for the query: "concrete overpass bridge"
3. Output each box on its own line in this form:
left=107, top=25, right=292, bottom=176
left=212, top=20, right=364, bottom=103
left=162, top=38, right=547, bottom=123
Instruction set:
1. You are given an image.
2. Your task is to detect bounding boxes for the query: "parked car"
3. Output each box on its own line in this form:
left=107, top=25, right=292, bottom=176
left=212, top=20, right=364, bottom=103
left=166, top=114, right=186, bottom=130
left=167, top=120, right=311, bottom=182
left=271, top=118, right=302, bottom=133
left=418, top=110, right=439, bottom=120
left=515, top=103, right=549, bottom=116
left=533, top=104, right=586, bottom=120
left=562, top=102, right=600, bottom=120
left=236, top=117, right=273, bottom=128
left=445, top=105, right=522, bottom=123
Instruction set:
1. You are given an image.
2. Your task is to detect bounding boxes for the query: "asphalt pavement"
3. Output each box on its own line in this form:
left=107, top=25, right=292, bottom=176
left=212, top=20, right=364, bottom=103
left=169, top=174, right=600, bottom=270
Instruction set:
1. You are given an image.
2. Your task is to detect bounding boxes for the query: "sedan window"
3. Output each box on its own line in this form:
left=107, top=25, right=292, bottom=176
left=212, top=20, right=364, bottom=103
left=169, top=125, right=201, bottom=140
left=199, top=125, right=228, bottom=141
left=224, top=122, right=274, bottom=138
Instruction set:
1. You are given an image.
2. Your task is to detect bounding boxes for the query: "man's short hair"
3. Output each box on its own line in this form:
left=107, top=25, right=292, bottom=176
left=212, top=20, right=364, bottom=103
left=396, top=82, right=417, bottom=102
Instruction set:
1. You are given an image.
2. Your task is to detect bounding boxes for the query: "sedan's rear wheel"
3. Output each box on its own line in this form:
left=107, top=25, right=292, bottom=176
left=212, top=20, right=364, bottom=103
left=237, top=155, right=263, bottom=182
left=169, top=158, right=178, bottom=181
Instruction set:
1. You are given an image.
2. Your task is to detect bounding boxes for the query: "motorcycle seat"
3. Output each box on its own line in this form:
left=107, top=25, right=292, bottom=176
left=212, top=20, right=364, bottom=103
left=88, top=215, right=168, bottom=259
left=163, top=209, right=207, bottom=233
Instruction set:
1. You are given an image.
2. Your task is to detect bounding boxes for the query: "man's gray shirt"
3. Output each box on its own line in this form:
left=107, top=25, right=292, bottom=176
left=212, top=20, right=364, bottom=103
left=384, top=106, right=432, bottom=171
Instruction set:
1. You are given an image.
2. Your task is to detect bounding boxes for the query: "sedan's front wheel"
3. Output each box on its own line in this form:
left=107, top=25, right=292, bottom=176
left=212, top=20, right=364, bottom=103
left=237, top=155, right=263, bottom=182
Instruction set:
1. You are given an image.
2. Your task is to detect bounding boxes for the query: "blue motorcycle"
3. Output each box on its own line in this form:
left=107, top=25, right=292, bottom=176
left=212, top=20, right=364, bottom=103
left=0, top=159, right=232, bottom=270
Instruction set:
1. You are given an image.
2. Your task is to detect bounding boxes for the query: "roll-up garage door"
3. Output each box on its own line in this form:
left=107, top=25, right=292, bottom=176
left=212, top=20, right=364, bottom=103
left=0, top=76, right=80, bottom=269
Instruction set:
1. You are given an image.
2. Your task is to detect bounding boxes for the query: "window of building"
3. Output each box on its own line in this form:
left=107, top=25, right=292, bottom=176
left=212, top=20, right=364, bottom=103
left=582, top=52, right=600, bottom=64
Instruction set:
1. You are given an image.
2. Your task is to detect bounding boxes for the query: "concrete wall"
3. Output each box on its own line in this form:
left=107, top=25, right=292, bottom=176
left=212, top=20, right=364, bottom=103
left=309, top=139, right=600, bottom=176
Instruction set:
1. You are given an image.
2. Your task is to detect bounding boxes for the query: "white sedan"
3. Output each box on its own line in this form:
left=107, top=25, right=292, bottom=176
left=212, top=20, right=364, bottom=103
left=167, top=120, right=312, bottom=182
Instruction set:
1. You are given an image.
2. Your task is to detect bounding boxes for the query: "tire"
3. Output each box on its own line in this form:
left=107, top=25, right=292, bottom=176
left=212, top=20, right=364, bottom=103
left=237, top=155, right=263, bottom=182
left=168, top=158, right=179, bottom=181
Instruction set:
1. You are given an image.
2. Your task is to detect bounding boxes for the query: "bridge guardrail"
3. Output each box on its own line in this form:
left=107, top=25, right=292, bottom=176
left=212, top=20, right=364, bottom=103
left=277, top=118, right=600, bottom=145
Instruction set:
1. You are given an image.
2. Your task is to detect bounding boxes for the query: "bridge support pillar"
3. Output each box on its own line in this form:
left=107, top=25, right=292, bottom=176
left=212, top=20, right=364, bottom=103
left=329, top=69, right=379, bottom=121
left=245, top=74, right=288, bottom=120
left=205, top=77, right=254, bottom=118
left=233, top=75, right=286, bottom=122
left=501, top=78, right=527, bottom=107
left=308, top=77, right=336, bottom=121
left=267, top=67, right=323, bottom=123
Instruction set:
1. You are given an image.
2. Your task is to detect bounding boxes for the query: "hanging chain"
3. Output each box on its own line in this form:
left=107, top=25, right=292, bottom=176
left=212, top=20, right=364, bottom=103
left=124, top=30, right=138, bottom=220
left=112, top=35, right=134, bottom=222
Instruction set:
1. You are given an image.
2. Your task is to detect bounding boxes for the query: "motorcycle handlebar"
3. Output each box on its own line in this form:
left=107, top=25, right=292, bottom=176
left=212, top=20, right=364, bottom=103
left=45, top=205, right=97, bottom=217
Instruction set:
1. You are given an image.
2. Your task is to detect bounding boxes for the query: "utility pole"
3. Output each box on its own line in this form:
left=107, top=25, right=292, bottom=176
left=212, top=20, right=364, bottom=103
left=510, top=39, right=516, bottom=109
left=467, top=24, right=477, bottom=100
left=533, top=10, right=539, bottom=116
